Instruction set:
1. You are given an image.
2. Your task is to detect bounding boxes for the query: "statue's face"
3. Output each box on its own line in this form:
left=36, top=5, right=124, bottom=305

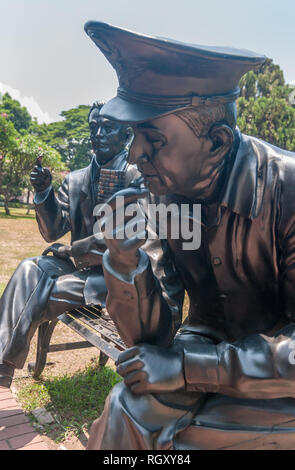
left=89, top=108, right=127, bottom=163
left=129, top=113, right=223, bottom=199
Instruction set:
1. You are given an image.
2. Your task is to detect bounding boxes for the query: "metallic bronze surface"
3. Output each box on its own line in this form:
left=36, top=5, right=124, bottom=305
left=84, top=21, right=265, bottom=123
left=0, top=104, right=138, bottom=382
left=85, top=23, right=295, bottom=450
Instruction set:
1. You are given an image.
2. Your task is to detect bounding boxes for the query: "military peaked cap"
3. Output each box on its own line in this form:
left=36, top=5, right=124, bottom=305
left=84, top=21, right=266, bottom=123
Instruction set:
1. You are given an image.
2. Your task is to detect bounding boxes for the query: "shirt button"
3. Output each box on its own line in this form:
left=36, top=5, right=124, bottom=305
left=219, top=294, right=227, bottom=300
left=212, top=257, right=222, bottom=266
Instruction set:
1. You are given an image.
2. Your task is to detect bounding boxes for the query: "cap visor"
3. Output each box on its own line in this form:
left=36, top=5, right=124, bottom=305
left=100, top=96, right=180, bottom=124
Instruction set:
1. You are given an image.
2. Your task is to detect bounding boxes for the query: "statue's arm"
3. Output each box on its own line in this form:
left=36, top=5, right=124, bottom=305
left=34, top=176, right=71, bottom=242
left=181, top=323, right=295, bottom=399
left=71, top=235, right=107, bottom=269
left=103, top=246, right=184, bottom=348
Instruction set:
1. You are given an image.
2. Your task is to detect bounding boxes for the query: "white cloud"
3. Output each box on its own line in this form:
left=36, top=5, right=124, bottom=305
left=0, top=82, right=54, bottom=124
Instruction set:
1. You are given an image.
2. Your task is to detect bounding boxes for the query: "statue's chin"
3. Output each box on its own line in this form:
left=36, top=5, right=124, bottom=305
left=143, top=176, right=170, bottom=196
left=94, top=152, right=115, bottom=164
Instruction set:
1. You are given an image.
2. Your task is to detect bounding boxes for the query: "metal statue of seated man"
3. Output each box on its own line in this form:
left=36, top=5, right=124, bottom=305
left=83, top=22, right=295, bottom=450
left=0, top=101, right=139, bottom=387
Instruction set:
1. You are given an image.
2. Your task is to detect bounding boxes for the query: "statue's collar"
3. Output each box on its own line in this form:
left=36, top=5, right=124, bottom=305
left=220, top=130, right=268, bottom=219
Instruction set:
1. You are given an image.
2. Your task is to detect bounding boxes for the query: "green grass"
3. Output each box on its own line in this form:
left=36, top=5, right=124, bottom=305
left=0, top=206, right=35, bottom=219
left=16, top=360, right=122, bottom=443
left=0, top=283, right=5, bottom=297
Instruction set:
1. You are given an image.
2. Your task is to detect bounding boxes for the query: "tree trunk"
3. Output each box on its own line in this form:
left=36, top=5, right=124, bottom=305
left=4, top=198, right=10, bottom=216
left=26, top=189, right=31, bottom=215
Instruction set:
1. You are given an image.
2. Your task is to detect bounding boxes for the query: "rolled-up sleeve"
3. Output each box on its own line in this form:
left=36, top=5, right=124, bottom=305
left=103, top=248, right=183, bottom=347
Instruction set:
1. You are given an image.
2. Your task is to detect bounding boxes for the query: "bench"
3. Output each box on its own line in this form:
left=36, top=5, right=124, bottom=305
left=28, top=304, right=127, bottom=378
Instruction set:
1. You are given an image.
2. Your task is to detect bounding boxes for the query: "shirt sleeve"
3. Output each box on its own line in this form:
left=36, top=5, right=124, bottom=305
left=34, top=176, right=71, bottom=242
left=102, top=245, right=184, bottom=348
left=182, top=323, right=295, bottom=399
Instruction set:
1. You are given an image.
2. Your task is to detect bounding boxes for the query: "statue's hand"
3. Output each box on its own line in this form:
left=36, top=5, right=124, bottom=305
left=97, top=186, right=149, bottom=273
left=42, top=243, right=72, bottom=259
left=30, top=158, right=52, bottom=193
left=116, top=343, right=185, bottom=395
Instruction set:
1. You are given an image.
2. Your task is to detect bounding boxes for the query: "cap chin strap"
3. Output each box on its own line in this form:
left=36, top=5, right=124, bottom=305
left=117, top=87, right=240, bottom=109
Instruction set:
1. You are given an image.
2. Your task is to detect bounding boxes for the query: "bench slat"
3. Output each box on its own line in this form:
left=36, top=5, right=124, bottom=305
left=69, top=308, right=126, bottom=349
left=58, top=313, right=123, bottom=362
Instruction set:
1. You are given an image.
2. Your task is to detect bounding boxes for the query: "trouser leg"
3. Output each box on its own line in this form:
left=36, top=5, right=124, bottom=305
left=87, top=382, right=205, bottom=450
left=0, top=256, right=85, bottom=369
left=87, top=330, right=216, bottom=450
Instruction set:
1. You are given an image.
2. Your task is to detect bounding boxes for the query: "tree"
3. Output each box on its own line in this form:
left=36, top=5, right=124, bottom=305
left=34, top=105, right=92, bottom=171
left=0, top=113, right=19, bottom=213
left=237, top=59, right=295, bottom=151
left=237, top=96, right=295, bottom=150
left=0, top=126, right=66, bottom=215
left=0, top=93, right=32, bottom=134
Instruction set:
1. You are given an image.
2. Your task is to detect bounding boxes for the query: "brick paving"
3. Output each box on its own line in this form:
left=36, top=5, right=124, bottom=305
left=0, top=386, right=49, bottom=450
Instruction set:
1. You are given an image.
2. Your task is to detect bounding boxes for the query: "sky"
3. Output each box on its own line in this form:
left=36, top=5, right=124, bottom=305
left=0, top=0, right=294, bottom=123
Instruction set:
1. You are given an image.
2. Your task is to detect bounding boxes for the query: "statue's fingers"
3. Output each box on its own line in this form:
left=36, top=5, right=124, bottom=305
left=120, top=232, right=147, bottom=251
left=30, top=170, right=41, bottom=178
left=94, top=189, right=146, bottom=220
left=123, top=217, right=146, bottom=238
left=43, top=168, right=51, bottom=177
left=116, top=346, right=140, bottom=365
left=33, top=165, right=44, bottom=173
left=124, top=370, right=147, bottom=387
left=106, top=187, right=149, bottom=212
left=107, top=217, right=146, bottom=241
left=98, top=212, right=141, bottom=236
left=130, top=381, right=149, bottom=395
left=116, top=358, right=143, bottom=377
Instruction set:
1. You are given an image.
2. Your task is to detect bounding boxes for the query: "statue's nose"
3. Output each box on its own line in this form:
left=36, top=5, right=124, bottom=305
left=96, top=126, right=103, bottom=137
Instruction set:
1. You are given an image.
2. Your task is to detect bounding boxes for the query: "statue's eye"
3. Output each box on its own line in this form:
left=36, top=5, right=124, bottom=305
left=103, top=126, right=114, bottom=133
left=147, top=134, right=166, bottom=150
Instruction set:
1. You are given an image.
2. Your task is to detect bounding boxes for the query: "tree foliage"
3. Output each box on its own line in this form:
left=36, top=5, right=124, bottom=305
left=237, top=59, right=295, bottom=151
left=0, top=93, right=32, bottom=134
left=0, top=111, right=66, bottom=214
left=34, top=105, right=92, bottom=171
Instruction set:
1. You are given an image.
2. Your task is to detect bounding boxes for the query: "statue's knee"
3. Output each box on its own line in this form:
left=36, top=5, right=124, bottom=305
left=107, top=381, right=144, bottom=417
left=17, top=257, right=42, bottom=272
left=109, top=382, right=128, bottom=409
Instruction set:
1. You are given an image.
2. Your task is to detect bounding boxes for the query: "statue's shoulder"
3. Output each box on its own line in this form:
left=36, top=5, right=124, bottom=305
left=64, top=164, right=92, bottom=192
left=67, top=165, right=90, bottom=182
left=242, top=133, right=294, bottom=158
left=241, top=133, right=295, bottom=178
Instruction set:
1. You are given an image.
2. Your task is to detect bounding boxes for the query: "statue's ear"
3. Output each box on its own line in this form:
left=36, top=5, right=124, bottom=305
left=126, top=126, right=134, bottom=139
left=125, top=126, right=134, bottom=144
left=208, top=123, right=234, bottom=157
